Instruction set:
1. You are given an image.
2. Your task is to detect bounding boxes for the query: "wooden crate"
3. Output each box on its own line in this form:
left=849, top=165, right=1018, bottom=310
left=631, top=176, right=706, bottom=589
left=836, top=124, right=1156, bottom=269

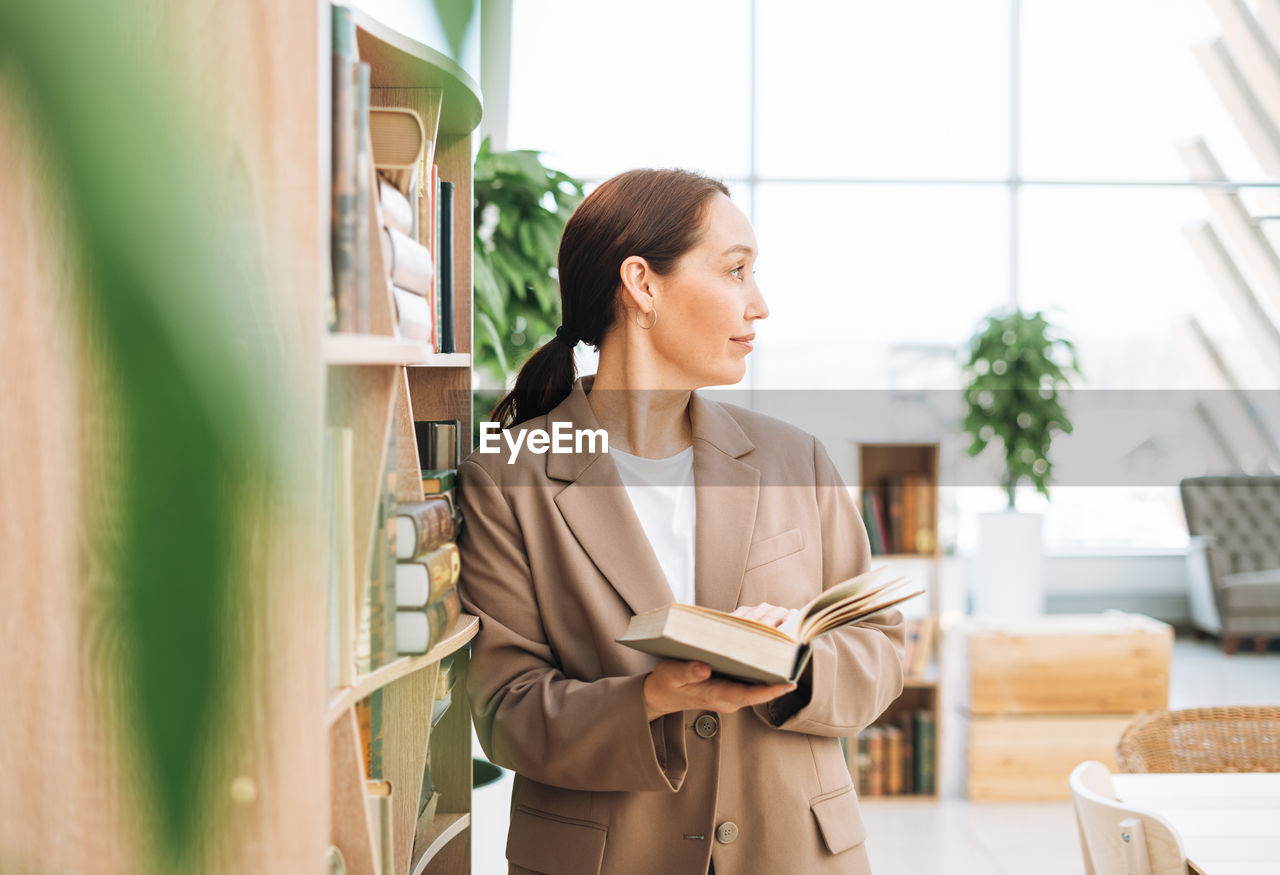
left=965, top=713, right=1139, bottom=801
left=967, top=612, right=1172, bottom=715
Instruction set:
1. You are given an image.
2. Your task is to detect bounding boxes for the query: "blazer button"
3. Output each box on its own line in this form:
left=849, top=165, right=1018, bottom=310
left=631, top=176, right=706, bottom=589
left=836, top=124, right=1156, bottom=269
left=694, top=713, right=719, bottom=738
left=716, top=821, right=739, bottom=844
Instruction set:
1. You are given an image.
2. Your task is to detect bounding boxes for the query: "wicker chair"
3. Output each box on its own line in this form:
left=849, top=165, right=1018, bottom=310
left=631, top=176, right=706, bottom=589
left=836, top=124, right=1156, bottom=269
left=1116, top=706, right=1280, bottom=773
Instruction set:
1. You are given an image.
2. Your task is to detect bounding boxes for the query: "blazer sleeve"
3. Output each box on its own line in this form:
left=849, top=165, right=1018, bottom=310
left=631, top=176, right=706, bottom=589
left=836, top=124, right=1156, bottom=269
left=455, top=459, right=688, bottom=793
left=750, top=436, right=907, bottom=736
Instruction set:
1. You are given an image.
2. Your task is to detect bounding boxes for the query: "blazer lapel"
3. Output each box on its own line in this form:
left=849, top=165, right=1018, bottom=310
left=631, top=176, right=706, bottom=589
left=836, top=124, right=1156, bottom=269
left=549, top=377, right=675, bottom=617
left=689, top=391, right=759, bottom=612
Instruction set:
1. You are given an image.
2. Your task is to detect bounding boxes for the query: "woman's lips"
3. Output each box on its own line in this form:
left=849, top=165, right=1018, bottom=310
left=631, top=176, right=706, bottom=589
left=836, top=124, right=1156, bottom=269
left=731, top=333, right=755, bottom=351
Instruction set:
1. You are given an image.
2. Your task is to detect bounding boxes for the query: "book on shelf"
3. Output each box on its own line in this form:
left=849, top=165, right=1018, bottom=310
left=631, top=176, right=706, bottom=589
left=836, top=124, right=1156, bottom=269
left=854, top=734, right=870, bottom=795
left=436, top=179, right=454, bottom=353
left=396, top=543, right=460, bottom=609
left=884, top=725, right=904, bottom=795
left=914, top=710, right=936, bottom=795
left=396, top=498, right=456, bottom=559
left=353, top=61, right=372, bottom=334
left=383, top=226, right=434, bottom=296
left=421, top=470, right=455, bottom=496
left=899, top=710, right=916, bottom=795
left=328, top=427, right=357, bottom=688
left=365, top=426, right=398, bottom=671
left=365, top=793, right=392, bottom=875
left=415, top=419, right=461, bottom=471
left=860, top=488, right=885, bottom=556
left=330, top=5, right=358, bottom=332
left=616, top=566, right=923, bottom=685
left=378, top=176, right=413, bottom=236
left=432, top=654, right=455, bottom=728
left=865, top=726, right=885, bottom=797
left=871, top=473, right=936, bottom=555
left=392, top=285, right=432, bottom=344
left=902, top=615, right=937, bottom=679
left=397, top=586, right=461, bottom=655
left=411, top=750, right=440, bottom=862
left=847, top=711, right=934, bottom=796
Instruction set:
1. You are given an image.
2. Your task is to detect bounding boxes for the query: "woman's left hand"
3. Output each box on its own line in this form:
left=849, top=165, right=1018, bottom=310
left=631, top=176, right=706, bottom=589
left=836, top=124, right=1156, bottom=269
left=730, top=602, right=800, bottom=629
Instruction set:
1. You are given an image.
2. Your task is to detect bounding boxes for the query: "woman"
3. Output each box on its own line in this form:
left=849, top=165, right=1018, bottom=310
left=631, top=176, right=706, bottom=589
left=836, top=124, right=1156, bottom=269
left=457, top=168, right=905, bottom=875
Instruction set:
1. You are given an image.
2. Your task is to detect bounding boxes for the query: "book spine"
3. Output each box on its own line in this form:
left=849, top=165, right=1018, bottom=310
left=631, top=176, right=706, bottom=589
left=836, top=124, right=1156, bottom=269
left=354, top=62, right=371, bottom=334
left=397, top=497, right=456, bottom=559
left=379, top=177, right=414, bottom=236
left=395, top=586, right=460, bottom=655
left=860, top=488, right=884, bottom=555
left=427, top=586, right=461, bottom=651
left=407, top=542, right=460, bottom=606
left=385, top=227, right=434, bottom=295
left=884, top=726, right=903, bottom=796
left=885, top=477, right=904, bottom=554
left=428, top=163, right=439, bottom=350
left=873, top=488, right=891, bottom=556
left=866, top=727, right=885, bottom=797
left=900, top=711, right=915, bottom=794
left=330, top=5, right=358, bottom=332
left=902, top=475, right=916, bottom=553
left=438, top=180, right=455, bottom=353
left=855, top=733, right=870, bottom=796
left=914, top=710, right=936, bottom=795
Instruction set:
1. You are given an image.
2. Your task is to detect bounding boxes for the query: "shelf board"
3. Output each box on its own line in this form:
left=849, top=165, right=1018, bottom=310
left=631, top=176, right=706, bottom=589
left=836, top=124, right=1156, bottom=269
left=350, top=7, right=482, bottom=135
left=327, top=614, right=478, bottom=725
left=325, top=333, right=469, bottom=367
left=409, top=812, right=470, bottom=875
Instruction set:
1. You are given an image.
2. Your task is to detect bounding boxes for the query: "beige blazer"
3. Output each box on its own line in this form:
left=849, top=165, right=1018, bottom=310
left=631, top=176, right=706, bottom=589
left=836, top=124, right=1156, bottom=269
left=457, top=375, right=906, bottom=875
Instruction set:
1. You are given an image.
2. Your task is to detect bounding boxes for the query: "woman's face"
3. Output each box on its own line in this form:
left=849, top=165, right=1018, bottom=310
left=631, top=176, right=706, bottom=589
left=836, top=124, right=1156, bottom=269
left=651, top=193, right=769, bottom=388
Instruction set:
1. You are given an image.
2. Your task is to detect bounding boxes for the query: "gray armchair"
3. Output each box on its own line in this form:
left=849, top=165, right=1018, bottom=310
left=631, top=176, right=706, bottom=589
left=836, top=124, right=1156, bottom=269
left=1180, top=476, right=1280, bottom=654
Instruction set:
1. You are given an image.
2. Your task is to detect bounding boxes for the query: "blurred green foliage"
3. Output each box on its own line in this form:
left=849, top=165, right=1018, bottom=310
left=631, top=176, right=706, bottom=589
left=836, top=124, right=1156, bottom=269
left=472, top=136, right=585, bottom=387
left=0, top=1, right=288, bottom=869
left=963, top=309, right=1082, bottom=509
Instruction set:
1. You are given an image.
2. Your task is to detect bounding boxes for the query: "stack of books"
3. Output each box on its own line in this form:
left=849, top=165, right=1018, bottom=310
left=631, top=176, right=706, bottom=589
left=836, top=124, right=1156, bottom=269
left=369, top=107, right=435, bottom=345
left=846, top=710, right=936, bottom=797
left=397, top=418, right=464, bottom=655
left=395, top=499, right=460, bottom=655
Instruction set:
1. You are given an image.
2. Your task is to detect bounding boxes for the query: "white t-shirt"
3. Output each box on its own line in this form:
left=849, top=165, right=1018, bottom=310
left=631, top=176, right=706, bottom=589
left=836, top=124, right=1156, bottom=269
left=609, top=445, right=697, bottom=605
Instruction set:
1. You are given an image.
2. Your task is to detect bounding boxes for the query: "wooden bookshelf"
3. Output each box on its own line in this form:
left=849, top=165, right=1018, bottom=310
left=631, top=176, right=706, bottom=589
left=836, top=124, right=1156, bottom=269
left=847, top=442, right=944, bottom=798
left=324, top=6, right=481, bottom=875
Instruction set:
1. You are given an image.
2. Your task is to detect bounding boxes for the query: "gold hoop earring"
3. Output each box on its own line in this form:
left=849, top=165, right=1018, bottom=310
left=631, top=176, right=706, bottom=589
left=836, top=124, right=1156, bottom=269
left=634, top=305, right=657, bottom=330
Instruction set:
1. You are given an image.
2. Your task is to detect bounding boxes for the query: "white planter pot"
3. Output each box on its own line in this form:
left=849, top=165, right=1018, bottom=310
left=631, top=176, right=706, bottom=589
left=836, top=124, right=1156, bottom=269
left=971, top=510, right=1045, bottom=618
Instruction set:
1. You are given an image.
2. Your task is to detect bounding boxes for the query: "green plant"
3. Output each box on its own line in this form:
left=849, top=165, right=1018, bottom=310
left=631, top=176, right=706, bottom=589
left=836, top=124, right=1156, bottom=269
left=963, top=308, right=1081, bottom=509
left=2, top=2, right=291, bottom=868
left=472, top=136, right=585, bottom=388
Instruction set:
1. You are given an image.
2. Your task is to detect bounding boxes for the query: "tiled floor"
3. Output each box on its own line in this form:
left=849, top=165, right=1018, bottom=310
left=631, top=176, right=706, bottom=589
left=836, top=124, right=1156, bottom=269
left=470, top=634, right=1280, bottom=874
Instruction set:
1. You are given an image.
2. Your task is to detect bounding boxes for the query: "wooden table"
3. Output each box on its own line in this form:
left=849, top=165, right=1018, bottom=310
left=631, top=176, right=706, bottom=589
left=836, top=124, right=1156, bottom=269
left=1112, top=773, right=1280, bottom=875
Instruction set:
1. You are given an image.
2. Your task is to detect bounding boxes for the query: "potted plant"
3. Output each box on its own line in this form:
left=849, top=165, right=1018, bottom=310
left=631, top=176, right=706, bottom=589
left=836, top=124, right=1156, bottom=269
left=471, top=138, right=585, bottom=440
left=962, top=308, right=1081, bottom=616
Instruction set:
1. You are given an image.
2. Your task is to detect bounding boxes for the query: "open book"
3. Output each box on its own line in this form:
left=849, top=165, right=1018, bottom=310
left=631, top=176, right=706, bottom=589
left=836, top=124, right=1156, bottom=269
left=616, top=566, right=922, bottom=685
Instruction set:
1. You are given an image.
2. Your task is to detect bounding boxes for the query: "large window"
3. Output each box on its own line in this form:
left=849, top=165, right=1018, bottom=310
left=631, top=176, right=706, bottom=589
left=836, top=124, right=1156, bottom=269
left=505, top=0, right=1278, bottom=550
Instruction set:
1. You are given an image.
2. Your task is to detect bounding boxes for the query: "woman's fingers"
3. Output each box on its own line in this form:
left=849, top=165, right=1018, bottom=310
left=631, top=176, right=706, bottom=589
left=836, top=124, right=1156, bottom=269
left=693, top=677, right=796, bottom=712
left=730, top=602, right=791, bottom=627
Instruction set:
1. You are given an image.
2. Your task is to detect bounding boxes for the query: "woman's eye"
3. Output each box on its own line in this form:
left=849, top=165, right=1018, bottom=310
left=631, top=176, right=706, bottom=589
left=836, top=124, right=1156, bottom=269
left=730, top=265, right=745, bottom=279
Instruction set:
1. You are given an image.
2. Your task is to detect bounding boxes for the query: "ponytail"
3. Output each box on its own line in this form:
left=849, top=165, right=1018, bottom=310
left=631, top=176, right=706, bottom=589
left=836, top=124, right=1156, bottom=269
left=490, top=330, right=577, bottom=429
left=490, top=168, right=729, bottom=429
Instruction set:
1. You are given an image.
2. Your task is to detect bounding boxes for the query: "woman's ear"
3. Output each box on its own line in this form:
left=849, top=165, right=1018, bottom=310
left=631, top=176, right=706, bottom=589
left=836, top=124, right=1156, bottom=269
left=618, top=255, right=656, bottom=317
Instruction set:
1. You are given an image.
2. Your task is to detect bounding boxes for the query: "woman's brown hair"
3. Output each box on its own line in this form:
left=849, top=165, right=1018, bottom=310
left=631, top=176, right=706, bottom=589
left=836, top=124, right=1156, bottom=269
left=490, top=168, right=730, bottom=428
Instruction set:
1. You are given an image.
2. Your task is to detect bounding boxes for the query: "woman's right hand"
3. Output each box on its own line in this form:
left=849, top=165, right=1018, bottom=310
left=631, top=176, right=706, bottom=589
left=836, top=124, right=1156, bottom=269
left=642, top=660, right=797, bottom=722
